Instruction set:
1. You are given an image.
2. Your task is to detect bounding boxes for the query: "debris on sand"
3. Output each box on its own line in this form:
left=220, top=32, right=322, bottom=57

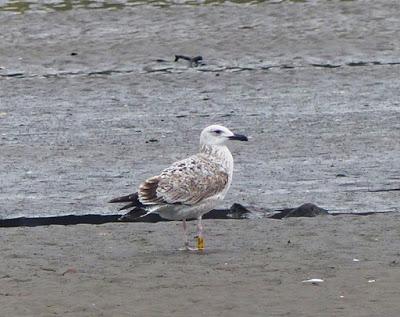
left=269, top=203, right=328, bottom=219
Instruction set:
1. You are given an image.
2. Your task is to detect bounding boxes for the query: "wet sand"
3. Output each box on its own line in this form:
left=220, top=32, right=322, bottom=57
left=1, top=214, right=400, bottom=316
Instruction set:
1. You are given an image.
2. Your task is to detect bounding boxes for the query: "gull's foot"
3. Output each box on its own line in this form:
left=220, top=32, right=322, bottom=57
left=179, top=246, right=198, bottom=251
left=179, top=242, right=197, bottom=251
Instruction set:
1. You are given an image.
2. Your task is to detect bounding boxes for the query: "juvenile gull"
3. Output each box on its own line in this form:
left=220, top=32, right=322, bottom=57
left=109, top=125, right=248, bottom=250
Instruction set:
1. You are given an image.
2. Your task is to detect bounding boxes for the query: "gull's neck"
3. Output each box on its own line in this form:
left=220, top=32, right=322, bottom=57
left=200, top=143, right=228, bottom=156
left=200, top=143, right=234, bottom=171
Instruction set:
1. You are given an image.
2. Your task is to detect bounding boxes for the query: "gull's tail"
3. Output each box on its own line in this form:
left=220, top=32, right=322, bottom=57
left=108, top=192, right=148, bottom=221
left=108, top=192, right=144, bottom=211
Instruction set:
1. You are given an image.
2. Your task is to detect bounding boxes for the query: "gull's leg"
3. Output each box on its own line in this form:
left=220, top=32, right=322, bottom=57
left=196, top=216, right=205, bottom=251
left=182, top=218, right=189, bottom=247
left=179, top=219, right=196, bottom=251
left=197, top=216, right=204, bottom=237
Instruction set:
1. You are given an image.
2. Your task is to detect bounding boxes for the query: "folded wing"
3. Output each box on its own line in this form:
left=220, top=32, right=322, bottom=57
left=139, top=154, right=229, bottom=206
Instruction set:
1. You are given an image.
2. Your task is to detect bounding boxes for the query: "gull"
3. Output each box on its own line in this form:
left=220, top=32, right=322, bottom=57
left=109, top=124, right=248, bottom=250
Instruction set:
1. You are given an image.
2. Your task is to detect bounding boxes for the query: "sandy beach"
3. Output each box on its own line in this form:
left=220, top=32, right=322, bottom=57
left=1, top=214, right=400, bottom=316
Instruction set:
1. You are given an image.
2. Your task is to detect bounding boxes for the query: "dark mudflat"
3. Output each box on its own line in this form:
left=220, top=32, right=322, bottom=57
left=1, top=1, right=399, bottom=220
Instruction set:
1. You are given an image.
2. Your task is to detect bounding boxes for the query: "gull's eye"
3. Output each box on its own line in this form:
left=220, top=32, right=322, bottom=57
left=213, top=129, right=223, bottom=135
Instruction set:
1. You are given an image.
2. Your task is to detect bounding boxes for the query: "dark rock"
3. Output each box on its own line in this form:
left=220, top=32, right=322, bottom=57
left=227, top=203, right=252, bottom=219
left=270, top=203, right=328, bottom=219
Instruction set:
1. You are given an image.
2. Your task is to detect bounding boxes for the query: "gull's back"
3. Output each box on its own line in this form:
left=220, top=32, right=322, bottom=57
left=138, top=151, right=233, bottom=220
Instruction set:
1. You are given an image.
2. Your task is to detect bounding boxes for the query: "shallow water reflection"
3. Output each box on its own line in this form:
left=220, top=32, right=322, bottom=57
left=0, top=0, right=310, bottom=13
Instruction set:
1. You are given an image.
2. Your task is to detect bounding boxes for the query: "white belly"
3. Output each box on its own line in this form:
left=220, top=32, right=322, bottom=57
left=152, top=197, right=223, bottom=220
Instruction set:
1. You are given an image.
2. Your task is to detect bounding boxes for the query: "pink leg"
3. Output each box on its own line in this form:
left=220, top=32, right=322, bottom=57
left=197, top=216, right=203, bottom=238
left=179, top=219, right=196, bottom=251
left=182, top=219, right=189, bottom=247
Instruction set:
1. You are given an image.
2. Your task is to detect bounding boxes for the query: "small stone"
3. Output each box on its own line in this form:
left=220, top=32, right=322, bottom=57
left=145, top=138, right=158, bottom=143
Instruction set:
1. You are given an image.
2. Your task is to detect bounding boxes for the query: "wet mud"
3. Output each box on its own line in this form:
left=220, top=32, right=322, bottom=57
left=1, top=0, right=399, bottom=220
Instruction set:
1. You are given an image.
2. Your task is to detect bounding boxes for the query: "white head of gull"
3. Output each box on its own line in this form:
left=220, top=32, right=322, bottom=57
left=109, top=124, right=248, bottom=251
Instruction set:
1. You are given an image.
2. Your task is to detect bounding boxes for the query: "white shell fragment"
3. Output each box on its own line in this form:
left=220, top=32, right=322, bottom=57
left=368, top=279, right=376, bottom=283
left=353, top=258, right=360, bottom=262
left=302, top=278, right=324, bottom=284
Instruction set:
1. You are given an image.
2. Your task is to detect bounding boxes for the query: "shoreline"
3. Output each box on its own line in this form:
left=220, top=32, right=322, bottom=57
left=1, top=202, right=396, bottom=228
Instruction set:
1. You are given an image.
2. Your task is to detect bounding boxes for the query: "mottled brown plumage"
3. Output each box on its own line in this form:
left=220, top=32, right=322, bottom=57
left=138, top=155, right=229, bottom=206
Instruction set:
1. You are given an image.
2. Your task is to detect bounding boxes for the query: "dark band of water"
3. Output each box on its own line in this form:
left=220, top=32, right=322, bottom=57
left=0, top=209, right=387, bottom=228
left=0, top=209, right=238, bottom=227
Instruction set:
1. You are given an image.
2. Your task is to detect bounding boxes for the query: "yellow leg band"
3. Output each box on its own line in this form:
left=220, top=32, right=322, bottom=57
left=196, top=236, right=205, bottom=251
